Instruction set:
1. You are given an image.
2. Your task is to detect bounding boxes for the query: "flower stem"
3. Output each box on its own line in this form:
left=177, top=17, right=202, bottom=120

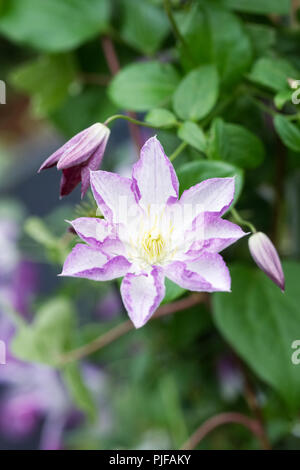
left=169, top=141, right=188, bottom=162
left=104, top=114, right=162, bottom=129
left=250, top=96, right=276, bottom=117
left=58, top=293, right=205, bottom=365
left=100, top=35, right=143, bottom=150
left=239, top=362, right=271, bottom=450
left=286, top=113, right=300, bottom=121
left=230, top=207, right=256, bottom=234
left=163, top=0, right=189, bottom=51
left=180, top=412, right=270, bottom=450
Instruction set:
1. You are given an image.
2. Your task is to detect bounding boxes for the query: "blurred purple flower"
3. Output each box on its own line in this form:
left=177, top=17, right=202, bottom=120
left=0, top=393, right=40, bottom=437
left=38, top=123, right=110, bottom=198
left=216, top=356, right=244, bottom=402
left=0, top=216, right=70, bottom=449
left=0, top=217, right=38, bottom=317
left=0, top=359, right=72, bottom=448
left=0, top=214, right=112, bottom=449
left=12, top=260, right=39, bottom=318
left=248, top=232, right=285, bottom=291
left=95, top=289, right=122, bottom=321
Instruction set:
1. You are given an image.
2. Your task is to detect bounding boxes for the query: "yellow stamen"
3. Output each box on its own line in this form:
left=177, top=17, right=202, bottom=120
left=142, top=232, right=166, bottom=264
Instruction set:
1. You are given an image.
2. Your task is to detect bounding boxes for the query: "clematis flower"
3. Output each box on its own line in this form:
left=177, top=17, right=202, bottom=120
left=38, top=123, right=110, bottom=198
left=60, top=136, right=246, bottom=328
left=248, top=232, right=285, bottom=291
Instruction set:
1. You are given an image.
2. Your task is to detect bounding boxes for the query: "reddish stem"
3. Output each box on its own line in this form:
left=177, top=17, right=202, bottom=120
left=59, top=293, right=205, bottom=365
left=100, top=36, right=143, bottom=151
left=180, top=412, right=269, bottom=450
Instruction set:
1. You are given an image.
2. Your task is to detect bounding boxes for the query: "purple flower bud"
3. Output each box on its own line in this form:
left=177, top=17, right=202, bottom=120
left=248, top=232, right=285, bottom=291
left=38, top=123, right=110, bottom=198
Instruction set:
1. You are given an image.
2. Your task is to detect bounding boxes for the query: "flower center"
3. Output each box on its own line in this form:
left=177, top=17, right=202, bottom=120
left=124, top=208, right=178, bottom=271
left=142, top=231, right=166, bottom=265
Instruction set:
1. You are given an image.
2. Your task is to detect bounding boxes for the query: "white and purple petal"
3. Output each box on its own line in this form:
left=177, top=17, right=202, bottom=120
left=90, top=170, right=139, bottom=223
left=179, top=177, right=235, bottom=216
left=120, top=266, right=165, bottom=328
left=183, top=213, right=247, bottom=256
left=164, top=252, right=231, bottom=292
left=132, top=136, right=179, bottom=206
left=68, top=217, right=112, bottom=246
left=60, top=244, right=130, bottom=281
left=68, top=217, right=126, bottom=257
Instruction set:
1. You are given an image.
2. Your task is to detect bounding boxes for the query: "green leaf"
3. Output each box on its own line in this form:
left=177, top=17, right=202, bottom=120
left=274, top=115, right=300, bottom=152
left=245, top=24, right=276, bottom=57
left=162, top=278, right=186, bottom=305
left=159, top=374, right=188, bottom=448
left=208, top=118, right=265, bottom=169
left=51, top=86, right=117, bottom=138
left=177, top=121, right=207, bottom=153
left=0, top=0, right=110, bottom=52
left=10, top=54, right=76, bottom=117
left=145, top=108, right=178, bottom=128
left=24, top=217, right=57, bottom=247
left=177, top=160, right=244, bottom=204
left=63, top=363, right=97, bottom=421
left=108, top=61, right=180, bottom=111
left=205, top=5, right=252, bottom=87
left=173, top=65, right=219, bottom=121
left=248, top=57, right=298, bottom=92
left=11, top=297, right=73, bottom=365
left=177, top=4, right=252, bottom=87
left=213, top=262, right=300, bottom=412
left=24, top=216, right=68, bottom=264
left=222, top=0, right=291, bottom=15
left=274, top=89, right=293, bottom=110
left=119, top=0, right=169, bottom=55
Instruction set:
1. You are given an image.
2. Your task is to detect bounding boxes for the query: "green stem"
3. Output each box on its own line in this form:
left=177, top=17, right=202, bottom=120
left=243, top=82, right=274, bottom=101
left=163, top=0, right=192, bottom=60
left=250, top=97, right=276, bottom=117
left=230, top=207, right=256, bottom=234
left=286, top=113, right=300, bottom=121
left=163, top=0, right=185, bottom=44
left=104, top=114, right=162, bottom=129
left=169, top=141, right=187, bottom=162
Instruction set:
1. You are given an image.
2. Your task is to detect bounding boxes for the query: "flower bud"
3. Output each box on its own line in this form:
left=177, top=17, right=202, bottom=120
left=38, top=123, right=110, bottom=198
left=248, top=232, right=285, bottom=291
